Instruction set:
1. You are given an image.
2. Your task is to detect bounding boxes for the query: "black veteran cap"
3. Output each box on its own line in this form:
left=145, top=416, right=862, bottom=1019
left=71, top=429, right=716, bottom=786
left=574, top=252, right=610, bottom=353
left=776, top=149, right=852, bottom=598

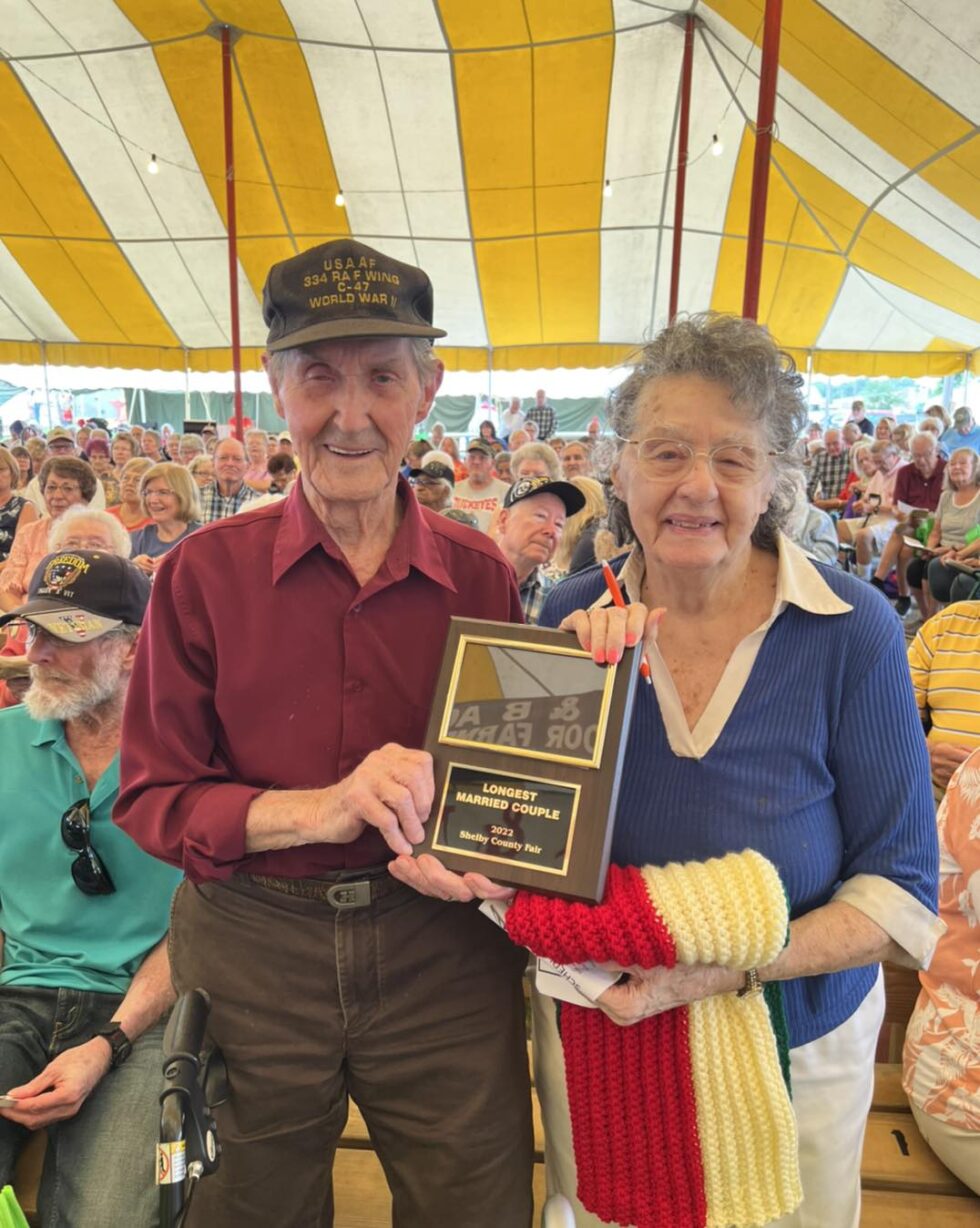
left=263, top=239, right=447, bottom=352
left=409, top=459, right=455, bottom=485
left=503, top=476, right=586, bottom=517
left=0, top=550, right=151, bottom=643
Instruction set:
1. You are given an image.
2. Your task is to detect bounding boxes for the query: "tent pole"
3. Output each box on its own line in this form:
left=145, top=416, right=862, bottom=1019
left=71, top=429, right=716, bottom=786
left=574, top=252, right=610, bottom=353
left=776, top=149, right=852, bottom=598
left=668, top=15, right=696, bottom=322
left=183, top=348, right=191, bottom=426
left=742, top=0, right=783, bottom=321
left=40, top=341, right=52, bottom=430
left=221, top=25, right=244, bottom=443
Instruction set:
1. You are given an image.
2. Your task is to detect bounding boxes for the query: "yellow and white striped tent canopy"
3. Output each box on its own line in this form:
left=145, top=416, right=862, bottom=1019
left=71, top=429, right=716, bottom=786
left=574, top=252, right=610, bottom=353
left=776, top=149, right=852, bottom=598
left=1, top=0, right=978, bottom=378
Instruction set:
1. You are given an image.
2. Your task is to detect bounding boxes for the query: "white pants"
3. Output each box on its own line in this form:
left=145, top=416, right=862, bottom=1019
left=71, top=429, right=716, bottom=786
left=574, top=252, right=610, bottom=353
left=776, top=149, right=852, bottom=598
left=532, top=969, right=886, bottom=1228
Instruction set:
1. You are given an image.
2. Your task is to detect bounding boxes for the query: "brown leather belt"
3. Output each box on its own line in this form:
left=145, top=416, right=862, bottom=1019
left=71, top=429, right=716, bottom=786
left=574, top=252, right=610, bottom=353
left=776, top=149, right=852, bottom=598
left=248, top=866, right=394, bottom=910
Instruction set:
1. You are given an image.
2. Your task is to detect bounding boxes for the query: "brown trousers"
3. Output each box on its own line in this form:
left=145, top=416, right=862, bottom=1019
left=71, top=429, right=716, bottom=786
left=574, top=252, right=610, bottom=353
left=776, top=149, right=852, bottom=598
left=170, top=875, right=533, bottom=1227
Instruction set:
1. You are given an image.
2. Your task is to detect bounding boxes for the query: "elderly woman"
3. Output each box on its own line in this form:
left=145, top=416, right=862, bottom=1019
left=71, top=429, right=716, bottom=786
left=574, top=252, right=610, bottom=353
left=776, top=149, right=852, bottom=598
left=549, top=474, right=606, bottom=576
left=392, top=314, right=941, bottom=1228
left=130, top=462, right=202, bottom=576
left=875, top=414, right=897, bottom=442
left=85, top=438, right=120, bottom=507
left=0, top=457, right=96, bottom=612
left=108, top=456, right=153, bottom=531
left=836, top=440, right=903, bottom=578
left=9, top=445, right=33, bottom=491
left=177, top=432, right=205, bottom=467
left=243, top=429, right=273, bottom=492
left=110, top=430, right=137, bottom=469
left=912, top=447, right=980, bottom=616
left=187, top=452, right=216, bottom=490
left=0, top=446, right=37, bottom=564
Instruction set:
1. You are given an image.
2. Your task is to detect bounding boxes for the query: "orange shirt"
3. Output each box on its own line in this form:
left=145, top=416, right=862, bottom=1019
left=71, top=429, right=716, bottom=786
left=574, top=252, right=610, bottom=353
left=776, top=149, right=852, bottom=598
left=903, top=751, right=980, bottom=1129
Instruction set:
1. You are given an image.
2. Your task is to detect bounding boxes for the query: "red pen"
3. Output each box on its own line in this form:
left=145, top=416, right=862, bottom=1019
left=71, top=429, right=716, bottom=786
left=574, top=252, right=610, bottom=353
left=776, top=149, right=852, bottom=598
left=601, top=561, right=653, bottom=685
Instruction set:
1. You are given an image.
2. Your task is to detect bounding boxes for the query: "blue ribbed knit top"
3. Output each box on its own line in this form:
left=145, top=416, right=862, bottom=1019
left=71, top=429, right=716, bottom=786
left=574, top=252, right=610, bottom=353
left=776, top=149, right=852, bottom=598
left=540, top=555, right=938, bottom=1047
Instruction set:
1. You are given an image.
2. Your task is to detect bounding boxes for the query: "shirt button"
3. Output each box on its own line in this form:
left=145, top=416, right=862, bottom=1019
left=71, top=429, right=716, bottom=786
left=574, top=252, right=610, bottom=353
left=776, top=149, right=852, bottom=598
left=351, top=604, right=362, bottom=615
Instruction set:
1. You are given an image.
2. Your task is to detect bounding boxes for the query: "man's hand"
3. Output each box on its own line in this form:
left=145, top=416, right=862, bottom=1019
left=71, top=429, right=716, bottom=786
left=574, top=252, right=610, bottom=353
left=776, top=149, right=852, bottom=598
left=596, top=963, right=739, bottom=1027
left=315, top=743, right=434, bottom=856
left=388, top=853, right=516, bottom=903
left=930, top=741, right=972, bottom=789
left=0, top=1039, right=112, bottom=1129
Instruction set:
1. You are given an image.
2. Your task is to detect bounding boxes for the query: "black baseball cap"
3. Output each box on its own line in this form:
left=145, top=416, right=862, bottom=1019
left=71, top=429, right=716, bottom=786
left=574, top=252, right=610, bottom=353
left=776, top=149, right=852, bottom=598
left=0, top=550, right=151, bottom=643
left=263, top=239, right=447, bottom=352
left=503, top=476, right=586, bottom=517
left=409, top=460, right=455, bottom=485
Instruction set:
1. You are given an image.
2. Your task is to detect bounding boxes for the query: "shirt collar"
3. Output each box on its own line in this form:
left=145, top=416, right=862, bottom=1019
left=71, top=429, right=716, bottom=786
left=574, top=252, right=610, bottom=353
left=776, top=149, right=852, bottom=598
left=595, top=532, right=851, bottom=617
left=30, top=717, right=64, bottom=749
left=272, top=476, right=457, bottom=594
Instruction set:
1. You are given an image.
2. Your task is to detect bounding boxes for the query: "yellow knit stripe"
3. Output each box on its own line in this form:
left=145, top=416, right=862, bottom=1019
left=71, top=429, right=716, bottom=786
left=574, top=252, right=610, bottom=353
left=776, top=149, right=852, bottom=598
left=640, top=850, right=787, bottom=969
left=689, top=994, right=802, bottom=1228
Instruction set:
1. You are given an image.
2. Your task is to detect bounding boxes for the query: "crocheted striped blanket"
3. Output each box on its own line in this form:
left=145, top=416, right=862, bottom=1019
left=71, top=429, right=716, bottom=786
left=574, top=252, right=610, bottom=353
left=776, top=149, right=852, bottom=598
left=505, top=849, right=803, bottom=1228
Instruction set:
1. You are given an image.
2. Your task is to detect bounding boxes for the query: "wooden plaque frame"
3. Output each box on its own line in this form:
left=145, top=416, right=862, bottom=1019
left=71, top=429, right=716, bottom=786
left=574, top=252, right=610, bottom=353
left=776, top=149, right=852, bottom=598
left=420, top=617, right=641, bottom=902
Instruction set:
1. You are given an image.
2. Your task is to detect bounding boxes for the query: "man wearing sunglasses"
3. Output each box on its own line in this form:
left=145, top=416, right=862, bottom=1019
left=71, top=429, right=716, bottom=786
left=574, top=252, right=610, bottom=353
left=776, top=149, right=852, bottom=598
left=0, top=550, right=182, bottom=1226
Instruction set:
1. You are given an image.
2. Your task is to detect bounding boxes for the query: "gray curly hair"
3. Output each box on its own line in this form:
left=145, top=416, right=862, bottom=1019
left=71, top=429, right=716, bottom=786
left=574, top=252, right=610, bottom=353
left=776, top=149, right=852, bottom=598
left=601, top=313, right=807, bottom=553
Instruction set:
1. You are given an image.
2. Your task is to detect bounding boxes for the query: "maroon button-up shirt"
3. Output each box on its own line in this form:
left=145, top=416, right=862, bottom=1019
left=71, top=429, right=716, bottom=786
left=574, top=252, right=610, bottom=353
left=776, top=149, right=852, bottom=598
left=114, top=480, right=523, bottom=882
left=893, top=457, right=946, bottom=512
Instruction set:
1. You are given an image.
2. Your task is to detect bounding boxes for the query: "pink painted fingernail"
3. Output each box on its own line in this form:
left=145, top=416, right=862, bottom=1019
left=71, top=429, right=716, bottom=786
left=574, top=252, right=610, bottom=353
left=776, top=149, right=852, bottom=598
left=595, top=649, right=606, bottom=664
left=608, top=649, right=620, bottom=664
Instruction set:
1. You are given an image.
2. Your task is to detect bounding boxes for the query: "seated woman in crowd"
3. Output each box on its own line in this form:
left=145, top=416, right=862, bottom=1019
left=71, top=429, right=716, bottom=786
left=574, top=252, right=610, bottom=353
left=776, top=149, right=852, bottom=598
left=875, top=415, right=897, bottom=442
left=910, top=447, right=980, bottom=619
left=111, top=430, right=137, bottom=469
left=267, top=453, right=297, bottom=495
left=478, top=419, right=503, bottom=454
left=85, top=438, right=120, bottom=506
left=548, top=475, right=606, bottom=578
left=892, top=423, right=913, bottom=459
left=9, top=445, right=33, bottom=493
left=177, top=432, right=206, bottom=467
left=108, top=456, right=153, bottom=531
left=903, top=750, right=980, bottom=1195
left=0, top=457, right=97, bottom=613
left=0, top=446, right=37, bottom=566
left=441, top=435, right=468, bottom=483
left=243, top=428, right=272, bottom=492
left=187, top=452, right=216, bottom=490
left=783, top=470, right=839, bottom=564
left=837, top=440, right=903, bottom=578
left=130, top=462, right=202, bottom=577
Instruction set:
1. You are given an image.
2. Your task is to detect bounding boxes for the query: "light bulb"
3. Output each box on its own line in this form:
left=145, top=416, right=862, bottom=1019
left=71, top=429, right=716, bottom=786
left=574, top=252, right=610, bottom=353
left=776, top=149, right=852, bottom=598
left=334, top=190, right=345, bottom=207
left=602, top=179, right=613, bottom=198
left=147, top=154, right=159, bottom=175
left=711, top=134, right=723, bottom=157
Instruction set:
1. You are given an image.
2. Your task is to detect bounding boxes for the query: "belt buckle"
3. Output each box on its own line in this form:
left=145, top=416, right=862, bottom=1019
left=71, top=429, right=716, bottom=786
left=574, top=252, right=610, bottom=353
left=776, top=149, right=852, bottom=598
left=325, top=880, right=372, bottom=909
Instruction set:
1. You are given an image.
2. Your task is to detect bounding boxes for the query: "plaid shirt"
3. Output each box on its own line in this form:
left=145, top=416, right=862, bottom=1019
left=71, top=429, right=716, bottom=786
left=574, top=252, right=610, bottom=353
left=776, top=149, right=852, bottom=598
left=525, top=402, right=557, bottom=441
left=199, top=481, right=260, bottom=523
left=806, top=451, right=852, bottom=502
left=520, top=568, right=555, bottom=626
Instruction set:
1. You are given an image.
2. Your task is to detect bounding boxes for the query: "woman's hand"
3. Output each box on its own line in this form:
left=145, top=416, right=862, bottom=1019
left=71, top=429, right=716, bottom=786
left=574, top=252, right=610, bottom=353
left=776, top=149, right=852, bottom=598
left=596, top=963, right=739, bottom=1027
left=557, top=602, right=664, bottom=667
left=131, top=554, right=156, bottom=575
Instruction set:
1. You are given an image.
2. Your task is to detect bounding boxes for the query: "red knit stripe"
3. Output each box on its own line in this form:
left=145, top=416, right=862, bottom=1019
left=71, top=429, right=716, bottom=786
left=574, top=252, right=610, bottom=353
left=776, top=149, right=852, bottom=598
left=561, top=1005, right=707, bottom=1228
left=505, top=865, right=679, bottom=969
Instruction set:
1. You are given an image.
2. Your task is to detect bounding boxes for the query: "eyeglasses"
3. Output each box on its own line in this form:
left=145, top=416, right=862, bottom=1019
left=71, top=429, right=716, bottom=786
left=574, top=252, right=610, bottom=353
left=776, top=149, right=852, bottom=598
left=43, top=483, right=82, bottom=496
left=618, top=437, right=778, bottom=486
left=61, top=800, right=116, bottom=895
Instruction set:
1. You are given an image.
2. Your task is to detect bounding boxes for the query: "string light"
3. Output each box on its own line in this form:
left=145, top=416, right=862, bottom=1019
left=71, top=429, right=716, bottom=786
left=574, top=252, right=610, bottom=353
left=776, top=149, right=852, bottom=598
left=603, top=179, right=613, bottom=198
left=334, top=190, right=345, bottom=207
left=147, top=153, right=159, bottom=174
left=711, top=134, right=724, bottom=157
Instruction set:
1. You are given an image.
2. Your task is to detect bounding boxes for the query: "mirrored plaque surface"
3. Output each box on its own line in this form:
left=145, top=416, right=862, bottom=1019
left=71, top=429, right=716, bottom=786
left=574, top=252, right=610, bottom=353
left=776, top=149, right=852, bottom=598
left=421, top=619, right=641, bottom=901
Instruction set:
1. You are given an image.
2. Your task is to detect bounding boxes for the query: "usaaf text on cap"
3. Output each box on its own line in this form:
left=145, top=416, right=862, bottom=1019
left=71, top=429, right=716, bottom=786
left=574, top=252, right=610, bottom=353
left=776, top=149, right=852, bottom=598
left=263, top=239, right=447, bottom=352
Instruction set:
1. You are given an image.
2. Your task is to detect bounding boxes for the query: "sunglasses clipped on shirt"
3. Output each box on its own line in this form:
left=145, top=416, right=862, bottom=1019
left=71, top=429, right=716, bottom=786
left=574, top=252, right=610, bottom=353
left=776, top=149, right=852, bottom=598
left=61, top=800, right=116, bottom=896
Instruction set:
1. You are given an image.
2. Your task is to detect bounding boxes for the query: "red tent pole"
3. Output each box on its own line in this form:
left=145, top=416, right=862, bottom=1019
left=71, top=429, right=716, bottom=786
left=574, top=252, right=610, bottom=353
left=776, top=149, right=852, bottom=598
left=221, top=25, right=244, bottom=441
left=668, top=15, right=696, bottom=322
left=742, top=0, right=783, bottom=321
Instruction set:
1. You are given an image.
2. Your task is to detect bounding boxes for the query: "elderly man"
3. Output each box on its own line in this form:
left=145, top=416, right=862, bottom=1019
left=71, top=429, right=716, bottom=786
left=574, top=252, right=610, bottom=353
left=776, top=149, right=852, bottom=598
left=805, top=427, right=851, bottom=509
left=493, top=476, right=584, bottom=624
left=199, top=437, right=260, bottom=521
left=408, top=453, right=455, bottom=513
left=452, top=440, right=510, bottom=530
left=940, top=406, right=980, bottom=456
left=0, top=550, right=180, bottom=1225
left=561, top=440, right=592, bottom=479
left=524, top=388, right=557, bottom=441
left=871, top=433, right=946, bottom=614
left=848, top=399, right=874, bottom=436
left=115, top=239, right=534, bottom=1228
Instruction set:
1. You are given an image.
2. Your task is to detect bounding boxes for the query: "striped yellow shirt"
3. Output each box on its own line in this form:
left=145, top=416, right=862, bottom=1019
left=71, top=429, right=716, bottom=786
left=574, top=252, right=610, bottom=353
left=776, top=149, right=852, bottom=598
left=908, top=603, right=980, bottom=792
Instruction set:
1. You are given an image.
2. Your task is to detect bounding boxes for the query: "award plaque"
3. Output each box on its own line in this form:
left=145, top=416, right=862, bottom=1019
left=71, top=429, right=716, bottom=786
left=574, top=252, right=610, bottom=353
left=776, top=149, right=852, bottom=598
left=420, top=617, right=642, bottom=901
